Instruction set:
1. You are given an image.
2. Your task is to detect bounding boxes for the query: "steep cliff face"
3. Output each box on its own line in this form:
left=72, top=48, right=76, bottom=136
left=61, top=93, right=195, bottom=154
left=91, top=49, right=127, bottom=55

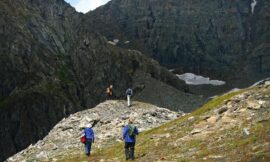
left=0, top=0, right=201, bottom=161
left=87, top=0, right=270, bottom=85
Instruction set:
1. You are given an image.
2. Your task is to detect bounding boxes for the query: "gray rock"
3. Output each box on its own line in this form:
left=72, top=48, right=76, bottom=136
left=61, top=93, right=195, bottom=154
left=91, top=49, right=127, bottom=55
left=265, top=81, right=270, bottom=86
left=243, top=128, right=250, bottom=136
left=247, top=100, right=262, bottom=110
left=6, top=101, right=180, bottom=162
left=188, top=116, right=195, bottom=121
left=190, top=129, right=202, bottom=135
left=216, top=107, right=228, bottom=115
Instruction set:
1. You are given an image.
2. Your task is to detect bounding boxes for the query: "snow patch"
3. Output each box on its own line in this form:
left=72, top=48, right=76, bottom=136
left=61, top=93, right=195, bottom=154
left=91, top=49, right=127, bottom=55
left=124, top=41, right=130, bottom=44
left=176, top=73, right=226, bottom=86
left=113, top=39, right=119, bottom=43
left=107, top=41, right=116, bottom=45
left=107, top=39, right=119, bottom=46
left=251, top=0, right=257, bottom=14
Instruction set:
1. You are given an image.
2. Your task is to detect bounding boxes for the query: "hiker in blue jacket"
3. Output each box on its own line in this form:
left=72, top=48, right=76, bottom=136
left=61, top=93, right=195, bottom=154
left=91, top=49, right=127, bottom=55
left=123, top=118, right=139, bottom=160
left=125, top=88, right=133, bottom=107
left=83, top=124, right=95, bottom=156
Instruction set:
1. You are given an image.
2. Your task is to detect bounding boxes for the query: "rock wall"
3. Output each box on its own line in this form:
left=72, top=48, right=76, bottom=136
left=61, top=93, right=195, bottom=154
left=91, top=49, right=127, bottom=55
left=87, top=0, right=270, bottom=85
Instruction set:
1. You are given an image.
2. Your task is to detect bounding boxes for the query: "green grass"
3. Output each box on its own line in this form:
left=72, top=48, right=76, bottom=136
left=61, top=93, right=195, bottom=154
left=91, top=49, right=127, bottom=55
left=192, top=88, right=250, bottom=116
left=227, top=135, right=258, bottom=149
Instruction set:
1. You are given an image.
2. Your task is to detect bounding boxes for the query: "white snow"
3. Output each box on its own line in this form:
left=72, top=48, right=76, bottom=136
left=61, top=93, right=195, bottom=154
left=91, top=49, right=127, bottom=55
left=113, top=39, right=119, bottom=43
left=107, top=41, right=116, bottom=45
left=251, top=0, right=257, bottom=14
left=124, top=41, right=130, bottom=44
left=176, top=73, right=226, bottom=86
left=107, top=39, right=119, bottom=46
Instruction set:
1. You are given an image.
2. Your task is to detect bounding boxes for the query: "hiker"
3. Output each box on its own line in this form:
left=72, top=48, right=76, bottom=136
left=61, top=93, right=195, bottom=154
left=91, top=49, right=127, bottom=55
left=125, top=88, right=133, bottom=107
left=82, top=124, right=95, bottom=156
left=106, top=85, right=113, bottom=100
left=123, top=118, right=139, bottom=160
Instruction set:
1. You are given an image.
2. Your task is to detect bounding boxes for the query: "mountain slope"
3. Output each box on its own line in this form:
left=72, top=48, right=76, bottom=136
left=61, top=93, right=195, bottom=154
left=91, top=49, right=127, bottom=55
left=87, top=0, right=270, bottom=86
left=0, top=0, right=202, bottom=161
left=52, top=80, right=270, bottom=162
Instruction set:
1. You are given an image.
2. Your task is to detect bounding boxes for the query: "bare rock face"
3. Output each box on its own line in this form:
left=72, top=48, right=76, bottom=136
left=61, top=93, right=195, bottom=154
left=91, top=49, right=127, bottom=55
left=87, top=0, right=270, bottom=86
left=6, top=101, right=182, bottom=162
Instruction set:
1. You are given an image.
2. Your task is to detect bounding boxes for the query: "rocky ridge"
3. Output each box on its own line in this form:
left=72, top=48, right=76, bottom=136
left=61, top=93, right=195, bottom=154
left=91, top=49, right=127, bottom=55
left=6, top=100, right=181, bottom=162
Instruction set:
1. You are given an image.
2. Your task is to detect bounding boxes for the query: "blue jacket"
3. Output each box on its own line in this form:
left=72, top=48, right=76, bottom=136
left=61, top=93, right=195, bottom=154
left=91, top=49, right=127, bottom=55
left=126, top=88, right=133, bottom=96
left=84, top=128, right=95, bottom=142
left=123, top=124, right=139, bottom=143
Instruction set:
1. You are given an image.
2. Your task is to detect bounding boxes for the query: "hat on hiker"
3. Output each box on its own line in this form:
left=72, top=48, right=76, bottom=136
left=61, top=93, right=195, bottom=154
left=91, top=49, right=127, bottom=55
left=86, top=123, right=92, bottom=128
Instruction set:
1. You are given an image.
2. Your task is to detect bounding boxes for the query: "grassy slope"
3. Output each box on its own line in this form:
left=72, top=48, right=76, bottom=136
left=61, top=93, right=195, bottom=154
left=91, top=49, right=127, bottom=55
left=58, top=87, right=270, bottom=162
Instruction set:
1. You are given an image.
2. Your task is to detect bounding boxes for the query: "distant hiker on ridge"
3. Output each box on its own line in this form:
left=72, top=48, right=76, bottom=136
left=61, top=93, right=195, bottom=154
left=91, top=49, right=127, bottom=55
left=106, top=85, right=113, bottom=100
left=81, top=124, right=95, bottom=157
left=126, top=88, right=133, bottom=107
left=123, top=118, right=139, bottom=160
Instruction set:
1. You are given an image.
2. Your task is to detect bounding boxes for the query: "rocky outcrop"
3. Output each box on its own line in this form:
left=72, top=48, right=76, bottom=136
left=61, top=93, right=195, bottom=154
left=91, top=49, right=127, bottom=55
left=6, top=100, right=182, bottom=162
left=0, top=0, right=203, bottom=161
left=87, top=0, right=270, bottom=86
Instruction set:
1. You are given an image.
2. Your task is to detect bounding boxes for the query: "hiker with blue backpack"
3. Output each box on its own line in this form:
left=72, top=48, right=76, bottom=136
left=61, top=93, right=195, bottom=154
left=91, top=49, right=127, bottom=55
left=81, top=124, right=95, bottom=156
left=123, top=118, right=139, bottom=160
left=126, top=88, right=133, bottom=107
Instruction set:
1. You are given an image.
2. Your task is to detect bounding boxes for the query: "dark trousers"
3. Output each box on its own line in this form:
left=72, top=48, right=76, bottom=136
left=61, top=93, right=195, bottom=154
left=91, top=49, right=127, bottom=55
left=125, top=142, right=135, bottom=160
left=84, top=139, right=92, bottom=156
left=107, top=94, right=114, bottom=100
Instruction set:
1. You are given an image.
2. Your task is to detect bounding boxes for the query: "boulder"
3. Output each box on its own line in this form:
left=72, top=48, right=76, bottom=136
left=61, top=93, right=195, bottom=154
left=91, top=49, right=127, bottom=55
left=247, top=100, right=262, bottom=110
left=265, top=81, right=270, bottom=86
left=216, top=107, right=228, bottom=115
left=206, top=116, right=219, bottom=124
